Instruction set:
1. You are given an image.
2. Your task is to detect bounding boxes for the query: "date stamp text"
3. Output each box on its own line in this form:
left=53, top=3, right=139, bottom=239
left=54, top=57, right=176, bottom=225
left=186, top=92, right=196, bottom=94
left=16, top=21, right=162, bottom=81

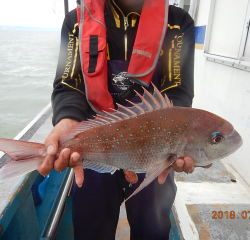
left=212, top=211, right=250, bottom=219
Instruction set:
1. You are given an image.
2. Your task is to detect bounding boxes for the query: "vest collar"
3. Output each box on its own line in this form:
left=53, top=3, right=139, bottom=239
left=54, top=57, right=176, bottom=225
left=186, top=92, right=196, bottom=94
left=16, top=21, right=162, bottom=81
left=108, top=0, right=140, bottom=29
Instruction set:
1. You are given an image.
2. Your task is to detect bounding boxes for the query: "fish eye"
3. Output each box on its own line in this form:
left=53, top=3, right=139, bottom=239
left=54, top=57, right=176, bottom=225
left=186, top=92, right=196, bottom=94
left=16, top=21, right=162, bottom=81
left=211, top=132, right=224, bottom=144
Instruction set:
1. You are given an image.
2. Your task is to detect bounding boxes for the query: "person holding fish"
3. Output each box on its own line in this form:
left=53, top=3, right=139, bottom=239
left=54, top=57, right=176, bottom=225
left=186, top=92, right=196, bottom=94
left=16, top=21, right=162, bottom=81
left=38, top=0, right=196, bottom=239
left=0, top=0, right=242, bottom=238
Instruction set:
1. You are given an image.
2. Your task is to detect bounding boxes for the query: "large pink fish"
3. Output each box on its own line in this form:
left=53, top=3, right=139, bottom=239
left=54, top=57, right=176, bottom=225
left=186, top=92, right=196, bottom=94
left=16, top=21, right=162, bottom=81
left=0, top=85, right=243, bottom=199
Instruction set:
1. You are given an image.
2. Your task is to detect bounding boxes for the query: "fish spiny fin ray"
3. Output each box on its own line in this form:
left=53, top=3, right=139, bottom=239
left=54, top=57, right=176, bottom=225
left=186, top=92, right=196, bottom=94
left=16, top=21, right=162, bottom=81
left=116, top=103, right=137, bottom=117
left=95, top=115, right=111, bottom=123
left=141, top=86, right=162, bottom=109
left=164, top=94, right=173, bottom=108
left=134, top=83, right=173, bottom=111
left=92, top=115, right=113, bottom=123
left=102, top=111, right=123, bottom=121
left=83, top=160, right=119, bottom=174
left=110, top=109, right=130, bottom=119
left=125, top=158, right=176, bottom=202
left=152, top=83, right=170, bottom=108
left=125, top=100, right=146, bottom=114
left=134, top=90, right=154, bottom=112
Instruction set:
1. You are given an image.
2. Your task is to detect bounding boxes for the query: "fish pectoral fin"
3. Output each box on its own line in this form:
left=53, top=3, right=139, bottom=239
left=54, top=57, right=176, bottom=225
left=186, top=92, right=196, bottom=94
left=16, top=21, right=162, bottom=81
left=82, top=160, right=119, bottom=174
left=125, top=158, right=176, bottom=202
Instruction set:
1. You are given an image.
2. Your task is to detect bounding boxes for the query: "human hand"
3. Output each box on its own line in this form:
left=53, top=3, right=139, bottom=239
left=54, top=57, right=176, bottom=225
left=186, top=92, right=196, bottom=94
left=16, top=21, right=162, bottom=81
left=158, top=156, right=194, bottom=184
left=123, top=170, right=138, bottom=184
left=37, top=118, right=84, bottom=187
left=123, top=157, right=196, bottom=185
left=158, top=156, right=213, bottom=184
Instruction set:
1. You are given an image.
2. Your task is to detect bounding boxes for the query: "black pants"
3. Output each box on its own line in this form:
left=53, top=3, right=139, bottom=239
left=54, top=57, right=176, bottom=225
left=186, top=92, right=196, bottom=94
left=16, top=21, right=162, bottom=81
left=72, top=169, right=176, bottom=240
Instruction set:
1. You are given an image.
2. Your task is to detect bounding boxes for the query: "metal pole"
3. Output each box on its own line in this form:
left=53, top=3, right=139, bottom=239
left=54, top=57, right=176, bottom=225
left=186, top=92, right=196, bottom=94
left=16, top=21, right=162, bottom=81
left=40, top=168, right=74, bottom=239
left=64, top=0, right=69, bottom=15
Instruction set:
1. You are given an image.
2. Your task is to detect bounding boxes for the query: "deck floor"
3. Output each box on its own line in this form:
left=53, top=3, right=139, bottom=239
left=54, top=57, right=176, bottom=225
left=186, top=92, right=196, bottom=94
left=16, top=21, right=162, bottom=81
left=174, top=160, right=250, bottom=239
left=116, top=203, right=130, bottom=240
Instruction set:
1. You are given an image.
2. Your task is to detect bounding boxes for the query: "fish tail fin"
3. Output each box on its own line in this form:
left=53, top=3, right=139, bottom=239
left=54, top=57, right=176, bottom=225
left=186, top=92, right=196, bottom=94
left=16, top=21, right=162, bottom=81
left=0, top=138, right=46, bottom=181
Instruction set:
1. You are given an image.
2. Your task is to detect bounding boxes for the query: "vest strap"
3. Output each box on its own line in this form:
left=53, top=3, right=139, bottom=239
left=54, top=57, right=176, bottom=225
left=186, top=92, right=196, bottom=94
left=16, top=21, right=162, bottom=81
left=88, top=35, right=99, bottom=73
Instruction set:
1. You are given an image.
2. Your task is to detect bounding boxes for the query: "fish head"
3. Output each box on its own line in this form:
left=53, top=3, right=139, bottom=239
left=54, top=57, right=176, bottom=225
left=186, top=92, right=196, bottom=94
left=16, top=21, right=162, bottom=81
left=183, top=110, right=243, bottom=166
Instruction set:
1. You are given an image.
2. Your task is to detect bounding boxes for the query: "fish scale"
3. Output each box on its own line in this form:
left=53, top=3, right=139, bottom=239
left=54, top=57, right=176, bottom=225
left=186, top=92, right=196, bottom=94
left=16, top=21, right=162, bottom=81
left=0, top=84, right=243, bottom=200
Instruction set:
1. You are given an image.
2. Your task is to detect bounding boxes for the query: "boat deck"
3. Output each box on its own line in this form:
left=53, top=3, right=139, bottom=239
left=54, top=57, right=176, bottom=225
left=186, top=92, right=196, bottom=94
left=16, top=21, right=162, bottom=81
left=174, top=159, right=250, bottom=239
left=0, top=106, right=250, bottom=239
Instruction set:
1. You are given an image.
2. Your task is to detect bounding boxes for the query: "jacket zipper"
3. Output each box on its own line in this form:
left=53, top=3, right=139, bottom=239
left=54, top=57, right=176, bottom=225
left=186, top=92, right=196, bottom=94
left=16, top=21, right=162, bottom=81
left=124, top=17, right=129, bottom=60
left=111, top=0, right=140, bottom=61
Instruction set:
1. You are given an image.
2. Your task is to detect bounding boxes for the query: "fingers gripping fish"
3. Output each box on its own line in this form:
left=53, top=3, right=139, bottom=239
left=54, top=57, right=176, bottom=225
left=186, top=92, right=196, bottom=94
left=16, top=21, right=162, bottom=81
left=0, top=84, right=243, bottom=200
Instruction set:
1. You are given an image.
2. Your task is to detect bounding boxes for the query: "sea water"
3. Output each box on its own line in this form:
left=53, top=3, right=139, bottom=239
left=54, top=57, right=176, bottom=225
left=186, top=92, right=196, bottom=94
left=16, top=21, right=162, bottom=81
left=0, top=30, right=61, bottom=139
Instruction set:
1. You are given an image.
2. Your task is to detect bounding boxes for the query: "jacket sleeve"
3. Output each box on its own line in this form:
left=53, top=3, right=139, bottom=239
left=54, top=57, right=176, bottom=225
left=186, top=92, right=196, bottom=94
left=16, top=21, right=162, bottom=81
left=52, top=9, right=95, bottom=125
left=160, top=6, right=194, bottom=108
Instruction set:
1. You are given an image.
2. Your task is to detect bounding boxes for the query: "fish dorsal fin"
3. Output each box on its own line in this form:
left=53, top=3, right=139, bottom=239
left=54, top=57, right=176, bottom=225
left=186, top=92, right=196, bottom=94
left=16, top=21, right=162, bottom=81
left=94, top=115, right=110, bottom=124
left=110, top=109, right=131, bottom=119
left=125, top=100, right=146, bottom=114
left=102, top=111, right=123, bottom=121
left=59, top=121, right=104, bottom=143
left=164, top=94, right=173, bottom=108
left=134, top=90, right=154, bottom=112
left=60, top=83, right=173, bottom=144
left=141, top=86, right=162, bottom=109
left=117, top=103, right=137, bottom=117
left=152, top=84, right=171, bottom=108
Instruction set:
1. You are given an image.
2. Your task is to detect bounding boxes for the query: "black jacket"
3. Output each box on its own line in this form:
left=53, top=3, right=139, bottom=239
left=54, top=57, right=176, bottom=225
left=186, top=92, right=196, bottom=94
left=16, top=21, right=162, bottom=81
left=52, top=1, right=194, bottom=125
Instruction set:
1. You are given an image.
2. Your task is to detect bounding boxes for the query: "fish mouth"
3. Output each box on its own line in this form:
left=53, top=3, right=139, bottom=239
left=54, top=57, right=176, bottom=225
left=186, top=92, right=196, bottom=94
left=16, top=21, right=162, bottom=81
left=219, top=133, right=243, bottom=157
left=219, top=143, right=242, bottom=158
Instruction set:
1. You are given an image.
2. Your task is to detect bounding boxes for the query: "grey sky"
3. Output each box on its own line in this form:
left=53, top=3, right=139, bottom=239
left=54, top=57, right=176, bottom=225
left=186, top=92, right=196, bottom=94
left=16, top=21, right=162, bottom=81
left=0, top=0, right=76, bottom=27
